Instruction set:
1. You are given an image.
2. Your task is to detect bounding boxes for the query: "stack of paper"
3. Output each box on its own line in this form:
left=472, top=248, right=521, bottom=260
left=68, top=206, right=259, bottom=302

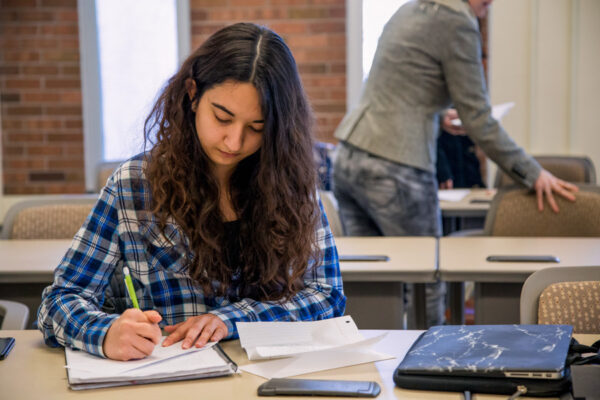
left=65, top=338, right=237, bottom=390
left=236, top=316, right=394, bottom=379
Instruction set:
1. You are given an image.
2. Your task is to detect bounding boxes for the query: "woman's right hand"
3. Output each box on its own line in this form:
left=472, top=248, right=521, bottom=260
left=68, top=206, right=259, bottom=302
left=103, top=308, right=162, bottom=360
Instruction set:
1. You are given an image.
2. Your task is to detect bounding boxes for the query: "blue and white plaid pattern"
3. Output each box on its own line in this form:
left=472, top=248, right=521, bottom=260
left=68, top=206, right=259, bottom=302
left=38, top=154, right=345, bottom=357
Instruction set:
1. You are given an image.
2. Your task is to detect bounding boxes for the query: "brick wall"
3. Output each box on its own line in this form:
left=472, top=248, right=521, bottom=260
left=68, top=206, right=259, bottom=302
left=0, top=0, right=84, bottom=195
left=190, top=0, right=347, bottom=143
left=0, top=0, right=347, bottom=195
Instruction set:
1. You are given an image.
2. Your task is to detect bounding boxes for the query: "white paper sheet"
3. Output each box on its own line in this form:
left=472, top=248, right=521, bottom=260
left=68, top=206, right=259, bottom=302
left=65, top=337, right=219, bottom=379
left=237, top=315, right=364, bottom=360
left=438, top=189, right=470, bottom=202
left=240, top=333, right=394, bottom=379
left=450, top=102, right=516, bottom=126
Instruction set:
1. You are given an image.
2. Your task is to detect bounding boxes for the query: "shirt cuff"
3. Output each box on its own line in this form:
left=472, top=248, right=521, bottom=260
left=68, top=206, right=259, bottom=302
left=82, top=313, right=120, bottom=358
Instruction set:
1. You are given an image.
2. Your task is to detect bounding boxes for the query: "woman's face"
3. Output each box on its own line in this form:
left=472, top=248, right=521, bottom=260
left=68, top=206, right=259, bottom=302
left=192, top=80, right=264, bottom=180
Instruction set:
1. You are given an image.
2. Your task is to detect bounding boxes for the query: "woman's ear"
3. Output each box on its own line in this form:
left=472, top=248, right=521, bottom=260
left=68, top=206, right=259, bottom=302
left=185, top=78, right=198, bottom=111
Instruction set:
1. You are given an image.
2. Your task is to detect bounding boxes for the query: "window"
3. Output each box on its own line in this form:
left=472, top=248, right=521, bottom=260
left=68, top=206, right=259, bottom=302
left=346, top=0, right=409, bottom=109
left=78, top=0, right=190, bottom=191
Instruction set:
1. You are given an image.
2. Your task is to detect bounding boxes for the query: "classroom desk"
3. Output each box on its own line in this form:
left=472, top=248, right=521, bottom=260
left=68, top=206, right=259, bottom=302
left=1, top=329, right=596, bottom=400
left=335, top=237, right=437, bottom=330
left=439, top=188, right=496, bottom=218
left=0, top=237, right=438, bottom=330
left=0, top=239, right=71, bottom=327
left=439, top=237, right=600, bottom=324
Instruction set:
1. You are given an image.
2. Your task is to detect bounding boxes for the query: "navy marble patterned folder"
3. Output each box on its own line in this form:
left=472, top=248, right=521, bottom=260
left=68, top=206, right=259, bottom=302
left=397, top=325, right=573, bottom=379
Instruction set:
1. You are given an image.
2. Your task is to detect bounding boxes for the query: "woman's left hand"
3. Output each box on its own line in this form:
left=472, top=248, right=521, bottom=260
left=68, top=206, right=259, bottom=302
left=162, top=314, right=228, bottom=349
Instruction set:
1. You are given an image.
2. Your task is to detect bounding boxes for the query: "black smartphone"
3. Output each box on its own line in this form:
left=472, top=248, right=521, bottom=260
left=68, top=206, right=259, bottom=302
left=0, top=337, right=15, bottom=360
left=257, top=378, right=381, bottom=397
left=339, top=255, right=390, bottom=262
left=486, top=255, right=560, bottom=263
left=469, top=198, right=492, bottom=204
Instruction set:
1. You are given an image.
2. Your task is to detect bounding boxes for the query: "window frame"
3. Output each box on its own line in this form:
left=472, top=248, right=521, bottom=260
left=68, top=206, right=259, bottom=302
left=77, top=0, right=190, bottom=192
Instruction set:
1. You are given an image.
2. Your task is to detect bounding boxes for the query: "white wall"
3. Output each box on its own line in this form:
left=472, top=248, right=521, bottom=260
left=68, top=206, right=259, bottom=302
left=489, top=0, right=600, bottom=182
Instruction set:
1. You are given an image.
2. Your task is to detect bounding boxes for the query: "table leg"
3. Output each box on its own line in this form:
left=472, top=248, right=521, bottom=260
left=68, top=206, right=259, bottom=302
left=448, top=282, right=465, bottom=325
left=343, top=281, right=405, bottom=329
left=413, top=283, right=427, bottom=329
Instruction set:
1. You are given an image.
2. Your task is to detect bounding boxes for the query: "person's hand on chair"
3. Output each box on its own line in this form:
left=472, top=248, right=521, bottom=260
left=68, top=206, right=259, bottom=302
left=533, top=169, right=578, bottom=212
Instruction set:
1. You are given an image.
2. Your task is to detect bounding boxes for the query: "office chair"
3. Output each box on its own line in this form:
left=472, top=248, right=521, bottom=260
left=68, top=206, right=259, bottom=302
left=483, top=185, right=600, bottom=237
left=0, top=196, right=98, bottom=239
left=494, top=155, right=596, bottom=188
left=96, top=161, right=122, bottom=192
left=520, top=266, right=600, bottom=333
left=319, top=190, right=344, bottom=237
left=0, top=300, right=30, bottom=330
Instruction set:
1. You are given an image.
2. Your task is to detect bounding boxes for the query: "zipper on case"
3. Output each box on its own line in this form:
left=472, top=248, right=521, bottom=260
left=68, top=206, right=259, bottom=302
left=507, top=385, right=528, bottom=400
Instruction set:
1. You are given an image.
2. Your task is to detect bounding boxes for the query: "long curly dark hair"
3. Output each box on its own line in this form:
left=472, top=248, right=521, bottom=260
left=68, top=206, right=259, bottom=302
left=143, top=23, right=320, bottom=301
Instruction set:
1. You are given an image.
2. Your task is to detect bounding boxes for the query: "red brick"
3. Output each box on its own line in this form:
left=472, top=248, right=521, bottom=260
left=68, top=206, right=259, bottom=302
left=22, top=92, right=61, bottom=102
left=20, top=66, right=57, bottom=76
left=59, top=91, right=81, bottom=103
left=64, top=119, right=83, bottom=129
left=42, top=49, right=79, bottom=62
left=45, top=78, right=80, bottom=89
left=23, top=119, right=63, bottom=130
left=190, top=0, right=223, bottom=7
left=3, top=172, right=28, bottom=183
left=0, top=65, right=19, bottom=74
left=309, top=21, right=345, bottom=33
left=0, top=10, right=54, bottom=22
left=45, top=105, right=82, bottom=115
left=41, top=0, right=77, bottom=7
left=48, top=159, right=83, bottom=169
left=269, top=22, right=308, bottom=35
left=5, top=159, right=46, bottom=169
left=1, top=93, right=20, bottom=102
left=3, top=50, right=40, bottom=62
left=0, top=25, right=37, bottom=35
left=57, top=10, right=78, bottom=21
left=288, top=8, right=330, bottom=19
left=1, top=0, right=37, bottom=7
left=7, top=105, right=43, bottom=115
left=3, top=146, right=25, bottom=156
left=40, top=25, right=78, bottom=35
left=60, top=65, right=80, bottom=75
left=2, top=120, right=23, bottom=129
left=46, top=133, right=82, bottom=142
left=27, top=145, right=64, bottom=156
left=7, top=132, right=45, bottom=142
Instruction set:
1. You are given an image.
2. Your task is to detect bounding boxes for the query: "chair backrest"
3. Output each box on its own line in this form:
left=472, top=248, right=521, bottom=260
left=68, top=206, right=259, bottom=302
left=495, top=155, right=596, bottom=187
left=520, top=266, right=600, bottom=333
left=319, top=190, right=344, bottom=237
left=483, top=185, right=600, bottom=236
left=0, top=300, right=30, bottom=330
left=96, top=161, right=122, bottom=192
left=0, top=196, right=98, bottom=239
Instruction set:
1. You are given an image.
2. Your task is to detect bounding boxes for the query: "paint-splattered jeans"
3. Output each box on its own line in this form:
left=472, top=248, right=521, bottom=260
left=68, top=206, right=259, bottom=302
left=332, top=142, right=446, bottom=327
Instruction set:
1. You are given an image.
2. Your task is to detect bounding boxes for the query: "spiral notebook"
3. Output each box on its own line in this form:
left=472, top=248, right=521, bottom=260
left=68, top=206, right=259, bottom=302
left=64, top=338, right=237, bottom=390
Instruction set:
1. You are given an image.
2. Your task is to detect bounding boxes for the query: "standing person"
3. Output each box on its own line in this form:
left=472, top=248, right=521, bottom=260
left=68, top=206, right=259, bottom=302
left=38, top=23, right=345, bottom=361
left=437, top=109, right=486, bottom=189
left=332, top=0, right=577, bottom=327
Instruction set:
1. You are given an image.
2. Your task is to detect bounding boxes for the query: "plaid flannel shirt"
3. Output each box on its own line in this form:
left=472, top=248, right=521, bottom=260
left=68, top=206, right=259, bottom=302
left=37, top=154, right=345, bottom=357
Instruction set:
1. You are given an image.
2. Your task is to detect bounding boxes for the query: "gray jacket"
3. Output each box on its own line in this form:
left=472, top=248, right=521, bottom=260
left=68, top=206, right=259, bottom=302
left=335, top=0, right=541, bottom=187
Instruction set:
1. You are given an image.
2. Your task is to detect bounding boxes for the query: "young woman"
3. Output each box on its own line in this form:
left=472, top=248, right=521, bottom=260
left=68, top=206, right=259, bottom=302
left=38, top=23, right=345, bottom=361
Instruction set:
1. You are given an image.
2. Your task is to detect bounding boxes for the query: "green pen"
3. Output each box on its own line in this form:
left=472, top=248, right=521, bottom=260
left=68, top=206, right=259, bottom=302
left=123, top=266, right=140, bottom=309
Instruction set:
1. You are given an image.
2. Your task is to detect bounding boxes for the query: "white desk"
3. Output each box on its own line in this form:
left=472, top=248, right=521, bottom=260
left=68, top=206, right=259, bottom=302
left=0, top=239, right=71, bottom=327
left=0, top=237, right=438, bottom=330
left=336, top=237, right=437, bottom=330
left=439, top=237, right=600, bottom=324
left=439, top=188, right=496, bottom=218
left=1, top=329, right=596, bottom=400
